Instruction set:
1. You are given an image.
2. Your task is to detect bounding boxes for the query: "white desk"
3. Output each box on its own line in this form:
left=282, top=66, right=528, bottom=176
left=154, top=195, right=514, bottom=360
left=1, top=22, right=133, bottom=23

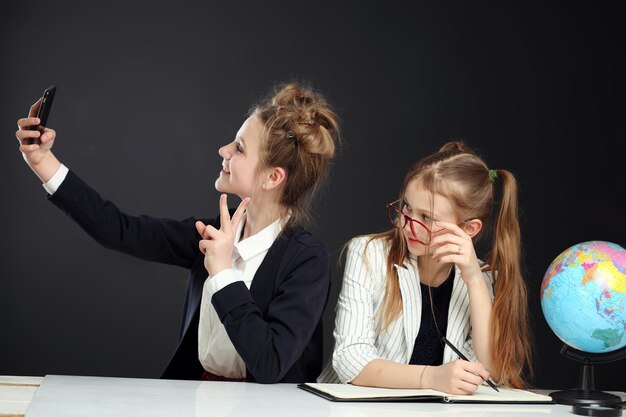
left=20, top=375, right=624, bottom=417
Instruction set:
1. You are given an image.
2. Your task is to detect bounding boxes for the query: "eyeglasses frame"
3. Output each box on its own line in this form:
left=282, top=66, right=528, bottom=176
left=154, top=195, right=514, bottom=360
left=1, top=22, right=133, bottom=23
left=386, top=199, right=436, bottom=245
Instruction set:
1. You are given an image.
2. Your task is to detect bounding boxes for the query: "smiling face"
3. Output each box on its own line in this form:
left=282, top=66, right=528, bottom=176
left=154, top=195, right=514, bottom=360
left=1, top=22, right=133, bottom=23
left=401, top=179, right=460, bottom=256
left=214, top=115, right=266, bottom=199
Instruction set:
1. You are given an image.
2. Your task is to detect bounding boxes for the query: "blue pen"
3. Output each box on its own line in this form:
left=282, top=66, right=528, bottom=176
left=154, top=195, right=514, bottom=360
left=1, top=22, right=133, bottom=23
left=441, top=336, right=499, bottom=392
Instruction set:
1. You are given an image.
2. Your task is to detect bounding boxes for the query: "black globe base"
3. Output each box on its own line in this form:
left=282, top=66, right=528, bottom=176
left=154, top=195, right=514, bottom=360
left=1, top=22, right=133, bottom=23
left=549, top=345, right=626, bottom=407
left=550, top=389, right=622, bottom=406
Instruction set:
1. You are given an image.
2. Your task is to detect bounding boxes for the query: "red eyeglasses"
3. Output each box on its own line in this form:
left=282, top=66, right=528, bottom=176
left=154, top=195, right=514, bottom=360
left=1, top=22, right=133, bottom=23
left=386, top=199, right=434, bottom=245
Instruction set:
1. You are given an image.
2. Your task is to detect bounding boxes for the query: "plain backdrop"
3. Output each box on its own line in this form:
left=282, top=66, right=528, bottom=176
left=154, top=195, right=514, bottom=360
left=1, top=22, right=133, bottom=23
left=1, top=1, right=624, bottom=390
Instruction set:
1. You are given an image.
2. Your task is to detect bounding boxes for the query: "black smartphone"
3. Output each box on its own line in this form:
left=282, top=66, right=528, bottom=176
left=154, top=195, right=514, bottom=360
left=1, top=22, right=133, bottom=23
left=29, top=85, right=57, bottom=145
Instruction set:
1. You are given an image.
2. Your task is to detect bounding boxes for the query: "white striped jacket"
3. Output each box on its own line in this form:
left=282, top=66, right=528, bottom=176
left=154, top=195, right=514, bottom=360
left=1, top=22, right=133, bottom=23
left=318, top=235, right=494, bottom=383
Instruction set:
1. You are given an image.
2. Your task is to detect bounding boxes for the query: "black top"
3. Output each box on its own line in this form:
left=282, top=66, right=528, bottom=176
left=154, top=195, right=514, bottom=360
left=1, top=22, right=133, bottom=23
left=48, top=169, right=331, bottom=383
left=409, top=269, right=455, bottom=366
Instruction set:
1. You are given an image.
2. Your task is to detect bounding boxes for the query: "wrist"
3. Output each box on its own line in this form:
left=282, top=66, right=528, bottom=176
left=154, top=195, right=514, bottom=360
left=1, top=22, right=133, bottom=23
left=419, top=365, right=430, bottom=389
left=464, top=272, right=486, bottom=289
left=208, top=263, right=231, bottom=277
left=29, top=153, right=61, bottom=183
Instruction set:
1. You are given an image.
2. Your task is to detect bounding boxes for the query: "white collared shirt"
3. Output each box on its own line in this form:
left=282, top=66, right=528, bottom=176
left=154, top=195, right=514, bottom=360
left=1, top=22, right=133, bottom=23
left=197, top=215, right=284, bottom=379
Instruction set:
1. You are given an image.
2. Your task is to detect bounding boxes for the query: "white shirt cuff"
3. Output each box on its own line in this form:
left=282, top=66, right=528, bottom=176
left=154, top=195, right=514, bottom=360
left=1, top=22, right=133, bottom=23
left=42, top=164, right=69, bottom=195
left=206, top=268, right=242, bottom=294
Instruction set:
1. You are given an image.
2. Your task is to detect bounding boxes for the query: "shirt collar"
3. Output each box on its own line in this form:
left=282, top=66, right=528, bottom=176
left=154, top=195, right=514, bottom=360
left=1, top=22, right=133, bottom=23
left=233, top=215, right=285, bottom=261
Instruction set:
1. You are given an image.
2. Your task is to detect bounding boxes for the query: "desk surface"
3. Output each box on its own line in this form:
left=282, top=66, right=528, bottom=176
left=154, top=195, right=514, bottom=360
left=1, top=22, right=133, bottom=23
left=19, top=375, right=624, bottom=417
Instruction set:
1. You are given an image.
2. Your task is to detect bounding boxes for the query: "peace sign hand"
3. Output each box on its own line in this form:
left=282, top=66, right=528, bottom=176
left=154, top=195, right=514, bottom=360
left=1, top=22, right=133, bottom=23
left=196, top=194, right=251, bottom=277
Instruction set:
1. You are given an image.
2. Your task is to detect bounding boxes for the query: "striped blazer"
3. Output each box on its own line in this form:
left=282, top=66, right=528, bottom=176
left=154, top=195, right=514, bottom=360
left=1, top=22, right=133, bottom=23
left=318, top=235, right=494, bottom=383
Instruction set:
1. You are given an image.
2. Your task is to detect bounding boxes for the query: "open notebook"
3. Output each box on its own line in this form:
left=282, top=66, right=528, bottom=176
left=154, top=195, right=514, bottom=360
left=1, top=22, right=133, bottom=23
left=299, top=383, right=554, bottom=404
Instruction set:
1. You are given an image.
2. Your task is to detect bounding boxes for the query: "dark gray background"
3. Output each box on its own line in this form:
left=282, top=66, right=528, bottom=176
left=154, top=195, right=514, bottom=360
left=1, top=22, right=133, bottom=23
left=1, top=1, right=624, bottom=390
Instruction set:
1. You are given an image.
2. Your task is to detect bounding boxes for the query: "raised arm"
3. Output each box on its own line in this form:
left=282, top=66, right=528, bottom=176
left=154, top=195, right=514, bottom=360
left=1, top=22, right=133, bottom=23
left=428, top=220, right=495, bottom=377
left=15, top=100, right=199, bottom=269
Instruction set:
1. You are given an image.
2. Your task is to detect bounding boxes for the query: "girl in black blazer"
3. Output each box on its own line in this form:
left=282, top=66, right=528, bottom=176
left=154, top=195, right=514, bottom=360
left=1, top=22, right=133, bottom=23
left=16, top=82, right=340, bottom=383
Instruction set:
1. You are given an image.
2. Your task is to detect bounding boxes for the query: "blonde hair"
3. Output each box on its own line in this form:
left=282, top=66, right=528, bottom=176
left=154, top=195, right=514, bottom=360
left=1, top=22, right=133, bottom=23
left=365, top=141, right=532, bottom=388
left=251, top=82, right=340, bottom=228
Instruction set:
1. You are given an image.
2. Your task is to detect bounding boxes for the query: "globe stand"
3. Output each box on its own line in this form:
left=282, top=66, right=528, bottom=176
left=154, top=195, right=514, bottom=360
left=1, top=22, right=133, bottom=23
left=550, top=345, right=626, bottom=406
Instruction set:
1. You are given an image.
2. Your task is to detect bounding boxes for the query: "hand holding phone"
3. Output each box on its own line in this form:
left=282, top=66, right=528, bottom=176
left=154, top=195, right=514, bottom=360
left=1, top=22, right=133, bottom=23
left=28, top=85, right=56, bottom=145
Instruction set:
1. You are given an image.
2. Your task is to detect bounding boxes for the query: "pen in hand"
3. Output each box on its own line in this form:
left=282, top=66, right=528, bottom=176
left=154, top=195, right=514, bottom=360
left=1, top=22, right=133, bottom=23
left=441, top=336, right=499, bottom=392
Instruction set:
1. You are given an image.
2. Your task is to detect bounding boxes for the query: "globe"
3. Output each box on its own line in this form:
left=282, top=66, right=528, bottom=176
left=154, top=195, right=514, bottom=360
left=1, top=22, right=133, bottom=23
left=541, top=241, right=626, bottom=354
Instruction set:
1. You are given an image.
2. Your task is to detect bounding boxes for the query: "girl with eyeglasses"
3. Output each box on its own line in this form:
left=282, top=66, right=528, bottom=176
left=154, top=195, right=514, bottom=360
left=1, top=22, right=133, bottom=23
left=16, top=82, right=340, bottom=383
left=318, top=141, right=532, bottom=394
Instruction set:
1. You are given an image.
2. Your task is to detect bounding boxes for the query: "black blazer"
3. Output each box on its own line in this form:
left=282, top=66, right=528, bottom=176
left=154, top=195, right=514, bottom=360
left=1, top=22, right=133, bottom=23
left=49, top=170, right=331, bottom=383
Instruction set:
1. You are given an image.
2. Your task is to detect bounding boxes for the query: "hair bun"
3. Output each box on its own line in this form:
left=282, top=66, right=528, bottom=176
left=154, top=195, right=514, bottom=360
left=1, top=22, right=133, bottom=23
left=250, top=81, right=341, bottom=227
left=265, top=83, right=339, bottom=159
